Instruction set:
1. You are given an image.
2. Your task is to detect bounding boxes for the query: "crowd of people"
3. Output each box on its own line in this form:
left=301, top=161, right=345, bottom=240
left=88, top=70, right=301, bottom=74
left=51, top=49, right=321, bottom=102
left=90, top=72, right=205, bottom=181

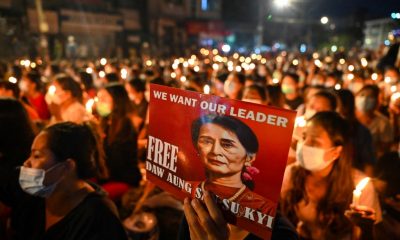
left=0, top=41, right=400, bottom=239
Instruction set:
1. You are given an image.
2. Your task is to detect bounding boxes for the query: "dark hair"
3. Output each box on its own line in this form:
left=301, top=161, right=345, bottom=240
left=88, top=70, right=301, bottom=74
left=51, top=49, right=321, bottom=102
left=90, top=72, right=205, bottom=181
left=79, top=71, right=94, bottom=91
left=0, top=99, right=36, bottom=171
left=312, top=90, right=338, bottom=111
left=55, top=74, right=83, bottom=103
left=375, top=152, right=400, bottom=197
left=244, top=84, right=267, bottom=101
left=102, top=84, right=135, bottom=144
left=358, top=84, right=380, bottom=100
left=234, top=73, right=246, bottom=85
left=105, top=72, right=120, bottom=83
left=45, top=121, right=108, bottom=179
left=0, top=80, right=20, bottom=98
left=266, top=85, right=284, bottom=108
left=283, top=73, right=300, bottom=84
left=281, top=111, right=354, bottom=238
left=216, top=73, right=229, bottom=83
left=25, top=72, right=42, bottom=91
left=191, top=114, right=258, bottom=154
left=128, top=79, right=146, bottom=93
left=336, top=89, right=355, bottom=121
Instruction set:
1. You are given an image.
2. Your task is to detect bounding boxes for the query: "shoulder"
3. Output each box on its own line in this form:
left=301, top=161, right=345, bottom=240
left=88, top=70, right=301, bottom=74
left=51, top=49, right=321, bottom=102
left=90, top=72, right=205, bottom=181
left=238, top=188, right=276, bottom=214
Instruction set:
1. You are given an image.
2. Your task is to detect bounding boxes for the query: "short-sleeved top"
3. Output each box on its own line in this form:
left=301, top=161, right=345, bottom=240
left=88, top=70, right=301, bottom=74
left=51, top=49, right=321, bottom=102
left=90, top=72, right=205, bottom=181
left=0, top=170, right=128, bottom=240
left=28, top=94, right=50, bottom=120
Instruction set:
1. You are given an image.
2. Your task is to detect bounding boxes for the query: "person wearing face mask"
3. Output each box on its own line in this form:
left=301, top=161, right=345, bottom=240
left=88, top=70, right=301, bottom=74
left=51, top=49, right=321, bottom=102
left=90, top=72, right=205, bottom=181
left=20, top=71, right=51, bottom=121
left=281, top=112, right=382, bottom=240
left=96, top=84, right=142, bottom=201
left=355, top=85, right=393, bottom=158
left=224, top=73, right=245, bottom=100
left=281, top=73, right=304, bottom=111
left=303, top=90, right=337, bottom=120
left=48, top=74, right=89, bottom=125
left=347, top=72, right=365, bottom=94
left=0, top=121, right=128, bottom=240
left=125, top=79, right=148, bottom=121
left=289, top=90, right=338, bottom=165
left=337, top=89, right=376, bottom=176
left=241, top=84, right=267, bottom=105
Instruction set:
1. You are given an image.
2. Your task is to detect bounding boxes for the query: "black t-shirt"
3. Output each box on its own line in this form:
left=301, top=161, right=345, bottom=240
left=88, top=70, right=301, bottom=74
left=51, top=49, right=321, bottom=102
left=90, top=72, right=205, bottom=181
left=285, top=97, right=304, bottom=111
left=0, top=170, right=128, bottom=240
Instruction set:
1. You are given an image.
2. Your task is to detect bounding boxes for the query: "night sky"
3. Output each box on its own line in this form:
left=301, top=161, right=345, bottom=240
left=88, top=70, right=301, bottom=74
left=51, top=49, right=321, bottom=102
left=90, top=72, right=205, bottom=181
left=223, top=0, right=399, bottom=23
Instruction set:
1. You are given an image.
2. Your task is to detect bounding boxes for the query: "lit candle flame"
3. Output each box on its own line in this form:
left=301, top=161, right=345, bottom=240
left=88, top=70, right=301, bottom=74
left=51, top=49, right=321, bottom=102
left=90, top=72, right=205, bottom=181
left=8, top=76, right=17, bottom=84
left=86, top=99, right=95, bottom=114
left=295, top=116, right=307, bottom=128
left=203, top=85, right=210, bottom=94
left=352, top=177, right=370, bottom=206
left=48, top=85, right=56, bottom=95
left=100, top=58, right=107, bottom=66
left=391, top=92, right=400, bottom=102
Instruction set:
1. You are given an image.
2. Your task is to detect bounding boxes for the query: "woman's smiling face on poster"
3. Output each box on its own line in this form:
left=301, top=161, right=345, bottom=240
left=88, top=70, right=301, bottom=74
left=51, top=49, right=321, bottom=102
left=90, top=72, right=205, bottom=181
left=197, top=123, right=247, bottom=176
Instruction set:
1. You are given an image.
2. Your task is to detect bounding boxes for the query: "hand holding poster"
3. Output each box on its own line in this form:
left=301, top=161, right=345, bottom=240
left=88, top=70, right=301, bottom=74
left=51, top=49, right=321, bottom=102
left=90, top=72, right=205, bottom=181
left=147, top=84, right=296, bottom=239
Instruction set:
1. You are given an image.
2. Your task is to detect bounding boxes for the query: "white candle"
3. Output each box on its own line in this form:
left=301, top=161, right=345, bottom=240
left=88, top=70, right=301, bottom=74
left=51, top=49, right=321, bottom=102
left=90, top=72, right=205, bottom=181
left=85, top=99, right=95, bottom=114
left=203, top=85, right=210, bottom=94
left=48, top=85, right=56, bottom=95
left=352, top=177, right=370, bottom=206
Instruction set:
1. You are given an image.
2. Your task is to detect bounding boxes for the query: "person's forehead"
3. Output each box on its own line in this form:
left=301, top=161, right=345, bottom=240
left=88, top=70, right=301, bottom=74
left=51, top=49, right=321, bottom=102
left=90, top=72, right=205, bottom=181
left=32, top=132, right=49, bottom=151
left=199, top=123, right=238, bottom=139
left=243, top=89, right=261, bottom=98
left=306, top=123, right=330, bottom=139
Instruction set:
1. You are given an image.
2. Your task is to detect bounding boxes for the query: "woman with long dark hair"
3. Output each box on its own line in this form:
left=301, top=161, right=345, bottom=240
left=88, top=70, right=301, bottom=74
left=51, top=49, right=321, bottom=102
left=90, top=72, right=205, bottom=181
left=96, top=83, right=142, bottom=200
left=281, top=111, right=381, bottom=239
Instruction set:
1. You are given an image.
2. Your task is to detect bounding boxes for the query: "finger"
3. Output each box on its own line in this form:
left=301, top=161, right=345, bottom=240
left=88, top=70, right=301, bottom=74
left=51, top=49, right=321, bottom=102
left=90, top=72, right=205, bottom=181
left=203, top=191, right=226, bottom=228
left=190, top=198, right=220, bottom=236
left=183, top=198, right=206, bottom=239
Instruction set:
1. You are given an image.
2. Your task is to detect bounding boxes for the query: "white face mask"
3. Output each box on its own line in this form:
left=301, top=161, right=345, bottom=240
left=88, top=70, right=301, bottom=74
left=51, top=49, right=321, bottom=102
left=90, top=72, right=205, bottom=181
left=19, top=163, right=64, bottom=198
left=303, top=108, right=316, bottom=120
left=296, top=142, right=336, bottom=172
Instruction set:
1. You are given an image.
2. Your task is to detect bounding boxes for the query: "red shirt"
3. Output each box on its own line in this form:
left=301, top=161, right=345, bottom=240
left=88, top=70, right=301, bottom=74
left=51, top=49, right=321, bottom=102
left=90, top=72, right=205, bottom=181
left=28, top=93, right=50, bottom=120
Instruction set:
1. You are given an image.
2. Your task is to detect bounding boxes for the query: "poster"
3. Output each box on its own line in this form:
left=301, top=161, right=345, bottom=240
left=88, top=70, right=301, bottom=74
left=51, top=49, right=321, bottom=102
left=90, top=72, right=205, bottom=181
left=147, top=84, right=296, bottom=239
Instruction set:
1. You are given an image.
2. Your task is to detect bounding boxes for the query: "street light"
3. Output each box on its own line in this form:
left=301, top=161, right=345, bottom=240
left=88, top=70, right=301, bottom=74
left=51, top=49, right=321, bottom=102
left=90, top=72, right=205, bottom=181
left=320, top=16, right=329, bottom=24
left=274, top=0, right=290, bottom=9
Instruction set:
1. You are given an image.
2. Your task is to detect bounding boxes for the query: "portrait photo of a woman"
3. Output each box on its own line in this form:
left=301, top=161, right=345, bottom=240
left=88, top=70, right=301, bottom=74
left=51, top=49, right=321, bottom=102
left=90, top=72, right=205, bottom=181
left=190, top=114, right=275, bottom=217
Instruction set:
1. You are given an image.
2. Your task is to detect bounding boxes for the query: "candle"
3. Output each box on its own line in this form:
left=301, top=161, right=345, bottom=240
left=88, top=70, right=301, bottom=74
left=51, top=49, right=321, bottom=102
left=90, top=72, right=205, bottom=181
left=48, top=85, right=56, bottom=95
left=203, top=85, right=210, bottom=94
left=352, top=177, right=370, bottom=206
left=295, top=116, right=307, bottom=128
left=391, top=92, right=400, bottom=102
left=85, top=99, right=95, bottom=114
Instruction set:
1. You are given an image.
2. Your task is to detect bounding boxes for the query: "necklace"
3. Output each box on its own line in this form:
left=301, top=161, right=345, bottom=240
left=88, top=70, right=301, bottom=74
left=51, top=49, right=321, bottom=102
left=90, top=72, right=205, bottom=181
left=201, top=181, right=246, bottom=202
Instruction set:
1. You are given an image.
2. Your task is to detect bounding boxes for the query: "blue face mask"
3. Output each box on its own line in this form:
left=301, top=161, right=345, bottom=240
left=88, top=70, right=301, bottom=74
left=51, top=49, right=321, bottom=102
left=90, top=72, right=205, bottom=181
left=355, top=96, right=376, bottom=112
left=19, top=163, right=65, bottom=198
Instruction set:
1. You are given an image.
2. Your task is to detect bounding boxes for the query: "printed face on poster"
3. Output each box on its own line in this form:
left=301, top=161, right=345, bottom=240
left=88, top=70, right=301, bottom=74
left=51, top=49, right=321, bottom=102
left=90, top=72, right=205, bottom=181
left=146, top=84, right=296, bottom=239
